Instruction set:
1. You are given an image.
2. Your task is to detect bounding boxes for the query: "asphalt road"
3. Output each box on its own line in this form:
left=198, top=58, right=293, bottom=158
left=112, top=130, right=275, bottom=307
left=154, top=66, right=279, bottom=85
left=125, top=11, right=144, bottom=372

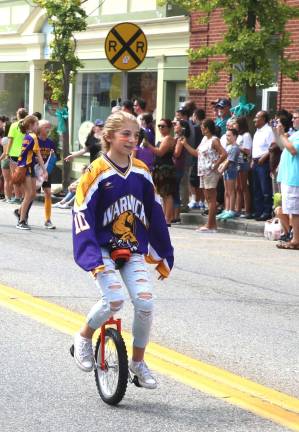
left=1, top=200, right=299, bottom=432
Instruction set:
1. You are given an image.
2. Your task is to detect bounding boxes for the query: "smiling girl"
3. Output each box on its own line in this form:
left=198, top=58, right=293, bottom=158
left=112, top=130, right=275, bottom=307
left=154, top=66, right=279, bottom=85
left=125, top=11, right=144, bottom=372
left=72, top=111, right=173, bottom=389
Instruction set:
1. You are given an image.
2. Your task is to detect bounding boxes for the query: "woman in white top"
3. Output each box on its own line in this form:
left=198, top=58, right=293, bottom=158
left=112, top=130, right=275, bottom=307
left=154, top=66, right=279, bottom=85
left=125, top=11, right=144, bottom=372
left=182, top=119, right=227, bottom=232
left=235, top=117, right=252, bottom=217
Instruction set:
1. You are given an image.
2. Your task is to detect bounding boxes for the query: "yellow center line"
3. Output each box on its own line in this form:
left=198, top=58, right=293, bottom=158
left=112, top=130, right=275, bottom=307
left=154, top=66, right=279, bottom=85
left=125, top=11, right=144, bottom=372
left=1, top=283, right=299, bottom=431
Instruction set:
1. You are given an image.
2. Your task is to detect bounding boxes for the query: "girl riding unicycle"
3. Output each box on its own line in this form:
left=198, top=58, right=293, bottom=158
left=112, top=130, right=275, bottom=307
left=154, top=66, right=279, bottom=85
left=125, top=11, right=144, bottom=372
left=71, top=111, right=174, bottom=404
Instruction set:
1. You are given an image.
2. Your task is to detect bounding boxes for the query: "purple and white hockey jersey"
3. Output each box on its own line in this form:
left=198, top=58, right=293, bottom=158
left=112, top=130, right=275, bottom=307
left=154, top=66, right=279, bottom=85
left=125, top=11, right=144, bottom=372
left=72, top=154, right=174, bottom=278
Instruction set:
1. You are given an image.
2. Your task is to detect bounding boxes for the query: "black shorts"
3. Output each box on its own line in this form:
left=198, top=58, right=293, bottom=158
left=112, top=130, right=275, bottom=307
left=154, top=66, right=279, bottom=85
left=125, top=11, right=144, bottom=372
left=42, top=174, right=52, bottom=189
left=189, top=164, right=199, bottom=188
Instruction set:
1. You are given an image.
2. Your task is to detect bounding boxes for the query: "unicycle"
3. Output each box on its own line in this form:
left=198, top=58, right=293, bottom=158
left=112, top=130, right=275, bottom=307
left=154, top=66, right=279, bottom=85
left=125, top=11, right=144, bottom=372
left=70, top=317, right=141, bottom=406
left=94, top=317, right=128, bottom=405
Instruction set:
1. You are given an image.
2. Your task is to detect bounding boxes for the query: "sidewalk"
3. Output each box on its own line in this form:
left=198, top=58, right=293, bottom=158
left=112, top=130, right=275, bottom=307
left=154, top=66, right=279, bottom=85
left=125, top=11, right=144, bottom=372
left=179, top=210, right=265, bottom=236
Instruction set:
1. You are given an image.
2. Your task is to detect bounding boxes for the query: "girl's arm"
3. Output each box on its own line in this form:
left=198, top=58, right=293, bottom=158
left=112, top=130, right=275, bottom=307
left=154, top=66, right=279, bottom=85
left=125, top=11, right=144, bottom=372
left=65, top=147, right=88, bottom=162
left=181, top=136, right=198, bottom=157
left=218, top=159, right=229, bottom=174
left=146, top=136, right=174, bottom=156
left=212, top=138, right=227, bottom=169
left=173, top=137, right=185, bottom=158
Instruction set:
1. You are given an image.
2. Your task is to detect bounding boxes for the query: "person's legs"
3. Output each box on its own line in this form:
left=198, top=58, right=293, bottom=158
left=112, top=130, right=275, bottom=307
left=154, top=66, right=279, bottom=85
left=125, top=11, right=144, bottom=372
left=75, top=252, right=125, bottom=371
left=44, top=187, right=52, bottom=221
left=252, top=162, right=263, bottom=216
left=236, top=173, right=243, bottom=213
left=2, top=167, right=12, bottom=199
left=258, top=161, right=273, bottom=216
left=10, top=159, right=23, bottom=200
left=274, top=206, right=290, bottom=235
left=164, top=194, right=174, bottom=224
left=227, top=179, right=236, bottom=211
left=120, top=253, right=156, bottom=388
left=205, top=188, right=217, bottom=229
left=290, top=214, right=299, bottom=244
left=19, top=177, right=35, bottom=223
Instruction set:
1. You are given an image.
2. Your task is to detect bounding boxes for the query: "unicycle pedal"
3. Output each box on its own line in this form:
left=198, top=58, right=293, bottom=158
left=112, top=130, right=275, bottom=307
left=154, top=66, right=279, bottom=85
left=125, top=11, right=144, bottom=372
left=128, top=370, right=142, bottom=387
left=70, top=344, right=74, bottom=357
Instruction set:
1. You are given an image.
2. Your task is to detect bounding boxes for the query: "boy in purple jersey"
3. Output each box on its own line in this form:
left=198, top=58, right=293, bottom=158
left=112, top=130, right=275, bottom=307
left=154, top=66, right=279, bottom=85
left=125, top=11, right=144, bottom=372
left=38, top=120, right=56, bottom=229
left=72, top=111, right=174, bottom=389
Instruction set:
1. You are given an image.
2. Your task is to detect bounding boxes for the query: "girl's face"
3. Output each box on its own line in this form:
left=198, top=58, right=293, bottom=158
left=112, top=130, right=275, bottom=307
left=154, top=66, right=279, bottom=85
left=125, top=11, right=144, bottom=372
left=94, top=125, right=103, bottom=136
left=173, top=121, right=181, bottom=135
left=109, top=120, right=139, bottom=156
left=226, top=130, right=236, bottom=144
left=157, top=120, right=170, bottom=136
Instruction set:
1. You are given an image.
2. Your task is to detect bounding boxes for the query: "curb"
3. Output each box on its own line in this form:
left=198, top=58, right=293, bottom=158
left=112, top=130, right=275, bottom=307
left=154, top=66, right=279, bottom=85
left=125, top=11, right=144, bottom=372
left=180, top=211, right=265, bottom=236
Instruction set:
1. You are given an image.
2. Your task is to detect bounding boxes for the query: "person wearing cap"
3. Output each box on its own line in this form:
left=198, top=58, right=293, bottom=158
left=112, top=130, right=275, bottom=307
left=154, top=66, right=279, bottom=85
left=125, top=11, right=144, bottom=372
left=215, top=98, right=232, bottom=136
left=65, top=119, right=104, bottom=164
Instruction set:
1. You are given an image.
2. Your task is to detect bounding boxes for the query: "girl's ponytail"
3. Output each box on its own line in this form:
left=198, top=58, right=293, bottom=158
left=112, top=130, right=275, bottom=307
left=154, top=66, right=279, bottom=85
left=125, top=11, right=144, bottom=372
left=19, top=115, right=38, bottom=134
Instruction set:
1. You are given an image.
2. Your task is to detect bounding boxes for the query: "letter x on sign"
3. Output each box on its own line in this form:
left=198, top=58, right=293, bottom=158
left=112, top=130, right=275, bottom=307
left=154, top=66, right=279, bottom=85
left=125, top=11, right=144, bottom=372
left=105, top=22, right=148, bottom=71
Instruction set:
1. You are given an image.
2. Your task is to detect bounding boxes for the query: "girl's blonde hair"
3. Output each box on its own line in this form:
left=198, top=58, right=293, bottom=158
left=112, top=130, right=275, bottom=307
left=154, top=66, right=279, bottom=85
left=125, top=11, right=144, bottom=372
left=101, top=111, right=138, bottom=153
left=19, top=115, right=38, bottom=134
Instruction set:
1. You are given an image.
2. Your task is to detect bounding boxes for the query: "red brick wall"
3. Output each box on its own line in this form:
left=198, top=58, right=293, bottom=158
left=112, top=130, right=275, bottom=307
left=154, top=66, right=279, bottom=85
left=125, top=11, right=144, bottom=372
left=189, top=9, right=230, bottom=118
left=278, top=0, right=299, bottom=111
left=189, top=2, right=299, bottom=115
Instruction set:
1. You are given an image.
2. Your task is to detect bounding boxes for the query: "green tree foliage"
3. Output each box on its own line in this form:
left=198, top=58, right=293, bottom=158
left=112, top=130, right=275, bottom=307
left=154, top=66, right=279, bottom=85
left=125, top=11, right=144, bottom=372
left=160, top=0, right=299, bottom=100
left=34, top=0, right=88, bottom=187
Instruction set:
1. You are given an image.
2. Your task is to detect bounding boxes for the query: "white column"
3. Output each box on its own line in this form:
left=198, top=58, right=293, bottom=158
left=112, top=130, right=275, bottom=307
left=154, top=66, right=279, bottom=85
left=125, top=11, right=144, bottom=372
left=155, top=55, right=165, bottom=126
left=29, top=60, right=46, bottom=114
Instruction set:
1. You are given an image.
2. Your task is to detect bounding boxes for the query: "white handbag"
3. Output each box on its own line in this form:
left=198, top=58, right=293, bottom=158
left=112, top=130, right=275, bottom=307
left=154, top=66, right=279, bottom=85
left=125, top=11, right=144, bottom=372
left=264, top=218, right=283, bottom=241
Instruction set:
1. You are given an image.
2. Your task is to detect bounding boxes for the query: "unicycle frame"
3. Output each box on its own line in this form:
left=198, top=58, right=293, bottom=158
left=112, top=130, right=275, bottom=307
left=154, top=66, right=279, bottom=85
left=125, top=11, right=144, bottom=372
left=99, top=317, right=122, bottom=370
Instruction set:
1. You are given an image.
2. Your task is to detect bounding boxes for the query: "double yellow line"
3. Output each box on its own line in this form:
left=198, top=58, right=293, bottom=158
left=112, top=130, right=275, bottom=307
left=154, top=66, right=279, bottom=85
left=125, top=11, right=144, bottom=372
left=1, top=283, right=299, bottom=431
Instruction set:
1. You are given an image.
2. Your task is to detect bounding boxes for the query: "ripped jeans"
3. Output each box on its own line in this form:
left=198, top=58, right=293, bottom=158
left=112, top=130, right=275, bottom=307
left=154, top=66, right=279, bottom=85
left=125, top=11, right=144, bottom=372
left=87, top=249, right=153, bottom=349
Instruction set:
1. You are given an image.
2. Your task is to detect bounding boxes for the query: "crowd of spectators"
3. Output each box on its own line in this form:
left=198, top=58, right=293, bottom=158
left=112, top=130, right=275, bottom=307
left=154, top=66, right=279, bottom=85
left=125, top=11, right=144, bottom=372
left=1, top=95, right=299, bottom=248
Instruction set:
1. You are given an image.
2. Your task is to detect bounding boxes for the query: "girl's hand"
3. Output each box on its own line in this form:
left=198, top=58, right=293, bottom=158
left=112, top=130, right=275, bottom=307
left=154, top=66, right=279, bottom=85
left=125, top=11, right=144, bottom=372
left=64, top=154, right=74, bottom=162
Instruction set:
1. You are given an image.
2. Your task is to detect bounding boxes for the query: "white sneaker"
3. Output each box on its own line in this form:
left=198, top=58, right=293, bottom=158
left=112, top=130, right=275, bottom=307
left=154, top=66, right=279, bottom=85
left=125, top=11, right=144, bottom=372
left=44, top=220, right=56, bottom=229
left=52, top=202, right=63, bottom=208
left=59, top=202, right=72, bottom=209
left=73, top=333, right=94, bottom=372
left=129, top=360, right=157, bottom=389
left=188, top=200, right=196, bottom=209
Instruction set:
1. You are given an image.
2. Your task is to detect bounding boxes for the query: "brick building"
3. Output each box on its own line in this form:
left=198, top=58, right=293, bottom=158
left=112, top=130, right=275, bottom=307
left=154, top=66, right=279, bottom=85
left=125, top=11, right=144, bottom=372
left=189, top=2, right=299, bottom=117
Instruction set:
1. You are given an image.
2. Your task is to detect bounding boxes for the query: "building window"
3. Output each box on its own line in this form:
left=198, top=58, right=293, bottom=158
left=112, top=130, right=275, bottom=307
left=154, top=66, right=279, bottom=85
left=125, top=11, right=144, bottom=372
left=0, top=73, right=29, bottom=118
left=128, top=72, right=157, bottom=114
left=73, top=72, right=122, bottom=149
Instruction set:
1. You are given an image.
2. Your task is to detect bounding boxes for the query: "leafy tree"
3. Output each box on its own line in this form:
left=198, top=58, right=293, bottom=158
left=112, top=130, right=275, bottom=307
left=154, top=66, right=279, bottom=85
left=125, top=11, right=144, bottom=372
left=160, top=0, right=299, bottom=103
left=34, top=0, right=88, bottom=188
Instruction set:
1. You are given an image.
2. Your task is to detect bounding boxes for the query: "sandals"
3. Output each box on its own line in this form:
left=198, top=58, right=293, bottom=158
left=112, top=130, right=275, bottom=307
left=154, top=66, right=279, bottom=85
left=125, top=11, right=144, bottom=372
left=195, top=226, right=217, bottom=233
left=276, top=241, right=299, bottom=250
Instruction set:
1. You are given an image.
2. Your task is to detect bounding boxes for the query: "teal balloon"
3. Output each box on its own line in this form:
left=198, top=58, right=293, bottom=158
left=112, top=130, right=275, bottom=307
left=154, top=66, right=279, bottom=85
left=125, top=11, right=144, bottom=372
left=230, top=96, right=255, bottom=117
left=55, top=107, right=68, bottom=134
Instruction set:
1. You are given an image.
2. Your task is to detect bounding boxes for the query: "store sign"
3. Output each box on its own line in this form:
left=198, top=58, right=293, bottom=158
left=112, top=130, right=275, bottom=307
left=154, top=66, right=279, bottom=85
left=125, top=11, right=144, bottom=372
left=105, top=22, right=147, bottom=71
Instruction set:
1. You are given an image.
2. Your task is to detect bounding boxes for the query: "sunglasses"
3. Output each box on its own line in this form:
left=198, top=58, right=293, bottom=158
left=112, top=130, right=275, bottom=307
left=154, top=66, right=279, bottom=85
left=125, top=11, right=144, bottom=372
left=158, top=124, right=167, bottom=128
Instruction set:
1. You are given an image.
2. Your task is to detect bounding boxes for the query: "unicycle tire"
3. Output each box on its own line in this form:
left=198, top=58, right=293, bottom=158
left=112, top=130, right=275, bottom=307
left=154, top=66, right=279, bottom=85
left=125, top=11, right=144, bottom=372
left=94, top=328, right=128, bottom=405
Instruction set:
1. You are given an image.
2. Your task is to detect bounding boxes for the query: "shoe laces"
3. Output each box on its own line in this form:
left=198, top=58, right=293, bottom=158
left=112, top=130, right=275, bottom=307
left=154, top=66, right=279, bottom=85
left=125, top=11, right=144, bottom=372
left=135, top=361, right=154, bottom=381
left=77, top=337, right=93, bottom=360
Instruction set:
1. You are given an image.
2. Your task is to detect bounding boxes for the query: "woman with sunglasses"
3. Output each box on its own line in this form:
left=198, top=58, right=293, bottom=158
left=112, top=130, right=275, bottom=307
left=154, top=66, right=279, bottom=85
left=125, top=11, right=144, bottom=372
left=143, top=119, right=175, bottom=226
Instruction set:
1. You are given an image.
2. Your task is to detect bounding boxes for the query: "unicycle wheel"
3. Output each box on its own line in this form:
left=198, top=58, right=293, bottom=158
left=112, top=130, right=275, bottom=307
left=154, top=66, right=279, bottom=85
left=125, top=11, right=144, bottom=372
left=94, top=328, right=128, bottom=405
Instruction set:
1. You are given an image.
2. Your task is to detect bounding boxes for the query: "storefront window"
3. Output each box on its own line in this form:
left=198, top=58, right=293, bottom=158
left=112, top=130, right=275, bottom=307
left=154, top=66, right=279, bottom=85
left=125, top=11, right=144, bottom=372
left=128, top=72, right=157, bottom=114
left=73, top=72, right=122, bottom=149
left=0, top=73, right=29, bottom=119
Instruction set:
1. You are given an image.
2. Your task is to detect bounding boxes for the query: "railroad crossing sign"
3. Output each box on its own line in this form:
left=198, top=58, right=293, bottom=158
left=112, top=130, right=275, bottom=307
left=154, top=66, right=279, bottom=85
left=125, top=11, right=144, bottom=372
left=105, top=22, right=147, bottom=71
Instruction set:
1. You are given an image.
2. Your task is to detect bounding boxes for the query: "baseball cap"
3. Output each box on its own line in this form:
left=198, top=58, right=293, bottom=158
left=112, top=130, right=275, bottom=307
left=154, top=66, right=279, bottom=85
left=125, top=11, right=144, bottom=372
left=94, top=119, right=104, bottom=127
left=216, top=98, right=231, bottom=108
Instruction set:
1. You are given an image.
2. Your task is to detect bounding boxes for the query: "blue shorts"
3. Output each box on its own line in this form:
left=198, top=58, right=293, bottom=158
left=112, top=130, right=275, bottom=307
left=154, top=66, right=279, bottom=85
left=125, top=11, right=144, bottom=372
left=238, top=162, right=250, bottom=172
left=223, top=167, right=238, bottom=181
